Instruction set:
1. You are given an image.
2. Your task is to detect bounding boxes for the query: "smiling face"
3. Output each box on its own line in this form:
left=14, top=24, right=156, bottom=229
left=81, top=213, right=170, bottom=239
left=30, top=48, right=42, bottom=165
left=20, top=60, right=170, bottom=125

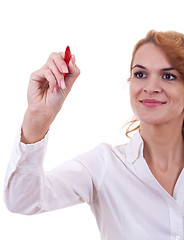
left=129, top=43, right=184, bottom=127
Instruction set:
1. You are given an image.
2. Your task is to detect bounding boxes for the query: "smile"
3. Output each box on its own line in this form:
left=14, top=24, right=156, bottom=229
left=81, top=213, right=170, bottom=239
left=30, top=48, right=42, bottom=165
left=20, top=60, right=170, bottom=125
left=139, top=99, right=167, bottom=108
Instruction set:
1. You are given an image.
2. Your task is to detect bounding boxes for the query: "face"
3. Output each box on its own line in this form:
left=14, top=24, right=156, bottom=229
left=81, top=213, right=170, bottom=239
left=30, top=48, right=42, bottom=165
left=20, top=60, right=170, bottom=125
left=129, top=43, right=184, bottom=127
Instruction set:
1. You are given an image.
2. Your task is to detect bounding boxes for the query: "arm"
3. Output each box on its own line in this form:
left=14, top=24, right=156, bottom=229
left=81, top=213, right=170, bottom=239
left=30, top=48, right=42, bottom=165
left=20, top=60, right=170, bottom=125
left=4, top=50, right=95, bottom=214
left=4, top=133, right=96, bottom=215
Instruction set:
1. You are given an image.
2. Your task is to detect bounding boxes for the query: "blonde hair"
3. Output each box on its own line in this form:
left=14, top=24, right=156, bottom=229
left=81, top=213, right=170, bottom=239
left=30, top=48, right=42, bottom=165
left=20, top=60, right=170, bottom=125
left=126, top=30, right=184, bottom=138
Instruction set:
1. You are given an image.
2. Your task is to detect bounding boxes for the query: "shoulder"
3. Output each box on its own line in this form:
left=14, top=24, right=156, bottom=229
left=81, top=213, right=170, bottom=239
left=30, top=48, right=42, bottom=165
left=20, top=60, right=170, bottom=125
left=76, top=142, right=128, bottom=176
left=75, top=130, right=143, bottom=168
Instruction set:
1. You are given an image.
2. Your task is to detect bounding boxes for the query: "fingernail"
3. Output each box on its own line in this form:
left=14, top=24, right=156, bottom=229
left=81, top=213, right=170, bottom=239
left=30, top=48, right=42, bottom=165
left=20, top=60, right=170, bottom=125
left=52, top=87, right=57, bottom=94
left=61, top=80, right=66, bottom=90
left=71, top=54, right=76, bottom=65
left=61, top=65, right=68, bottom=73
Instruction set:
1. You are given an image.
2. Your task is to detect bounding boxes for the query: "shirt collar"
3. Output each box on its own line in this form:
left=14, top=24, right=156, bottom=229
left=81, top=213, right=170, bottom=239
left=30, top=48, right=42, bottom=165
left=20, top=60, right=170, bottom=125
left=112, top=130, right=144, bottom=164
left=125, top=130, right=144, bottom=163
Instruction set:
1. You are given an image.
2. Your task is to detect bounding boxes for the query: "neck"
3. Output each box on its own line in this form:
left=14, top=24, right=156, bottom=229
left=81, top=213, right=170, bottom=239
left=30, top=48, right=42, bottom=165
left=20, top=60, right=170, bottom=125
left=140, top=122, right=184, bottom=171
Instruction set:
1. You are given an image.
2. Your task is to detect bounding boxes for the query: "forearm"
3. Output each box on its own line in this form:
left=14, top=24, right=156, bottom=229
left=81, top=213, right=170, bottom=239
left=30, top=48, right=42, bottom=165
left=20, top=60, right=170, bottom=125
left=21, top=108, right=53, bottom=144
left=4, top=129, right=48, bottom=215
left=4, top=130, right=95, bottom=215
left=5, top=49, right=82, bottom=213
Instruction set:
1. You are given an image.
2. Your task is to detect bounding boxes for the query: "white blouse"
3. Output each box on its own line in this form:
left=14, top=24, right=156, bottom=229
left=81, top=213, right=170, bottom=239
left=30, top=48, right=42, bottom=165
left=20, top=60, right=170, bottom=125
left=4, top=129, right=184, bottom=240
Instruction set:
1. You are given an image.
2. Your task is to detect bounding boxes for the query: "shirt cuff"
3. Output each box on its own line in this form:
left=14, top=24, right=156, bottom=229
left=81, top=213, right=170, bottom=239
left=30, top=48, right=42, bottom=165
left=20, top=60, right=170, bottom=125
left=4, top=127, right=49, bottom=189
left=19, top=127, right=50, bottom=151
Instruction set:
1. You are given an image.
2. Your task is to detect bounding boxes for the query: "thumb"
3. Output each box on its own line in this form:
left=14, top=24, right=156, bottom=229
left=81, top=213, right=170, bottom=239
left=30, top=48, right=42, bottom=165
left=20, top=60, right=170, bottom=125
left=68, top=54, right=80, bottom=78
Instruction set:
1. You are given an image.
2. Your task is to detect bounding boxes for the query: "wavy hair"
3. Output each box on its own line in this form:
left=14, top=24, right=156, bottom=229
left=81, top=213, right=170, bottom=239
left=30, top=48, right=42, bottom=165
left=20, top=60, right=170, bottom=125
left=126, top=30, right=184, bottom=138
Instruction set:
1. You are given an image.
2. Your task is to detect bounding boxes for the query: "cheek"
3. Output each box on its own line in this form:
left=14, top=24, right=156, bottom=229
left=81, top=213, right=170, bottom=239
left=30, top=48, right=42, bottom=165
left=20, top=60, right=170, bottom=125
left=170, top=88, right=184, bottom=109
left=129, top=82, right=136, bottom=97
left=129, top=82, right=141, bottom=101
left=177, top=97, right=184, bottom=112
left=172, top=83, right=184, bottom=109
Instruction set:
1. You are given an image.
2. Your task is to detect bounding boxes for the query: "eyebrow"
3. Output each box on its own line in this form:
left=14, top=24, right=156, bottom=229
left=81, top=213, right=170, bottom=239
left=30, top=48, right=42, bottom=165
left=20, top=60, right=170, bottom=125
left=132, top=64, right=175, bottom=71
left=161, top=67, right=175, bottom=71
left=132, top=64, right=146, bottom=70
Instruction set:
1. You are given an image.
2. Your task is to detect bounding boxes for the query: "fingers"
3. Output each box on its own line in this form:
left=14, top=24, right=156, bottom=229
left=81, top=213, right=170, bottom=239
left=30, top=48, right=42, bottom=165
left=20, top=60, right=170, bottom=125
left=51, top=52, right=68, bottom=74
left=47, top=57, right=65, bottom=90
left=68, top=54, right=80, bottom=78
left=47, top=52, right=80, bottom=91
left=58, top=51, right=80, bottom=79
left=31, top=50, right=80, bottom=93
left=31, top=67, right=57, bottom=93
left=47, top=52, right=68, bottom=90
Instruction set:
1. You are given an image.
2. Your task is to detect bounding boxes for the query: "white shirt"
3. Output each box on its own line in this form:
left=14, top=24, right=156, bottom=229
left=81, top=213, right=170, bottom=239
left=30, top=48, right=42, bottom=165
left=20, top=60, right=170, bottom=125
left=4, top=129, right=184, bottom=240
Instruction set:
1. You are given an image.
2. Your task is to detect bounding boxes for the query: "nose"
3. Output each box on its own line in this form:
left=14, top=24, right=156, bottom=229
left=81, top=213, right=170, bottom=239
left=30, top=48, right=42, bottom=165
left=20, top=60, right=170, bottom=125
left=143, top=77, right=162, bottom=95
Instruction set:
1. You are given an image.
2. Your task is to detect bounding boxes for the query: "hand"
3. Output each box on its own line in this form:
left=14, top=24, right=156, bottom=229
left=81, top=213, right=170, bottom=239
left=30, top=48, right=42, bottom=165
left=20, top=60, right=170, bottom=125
left=21, top=51, right=80, bottom=143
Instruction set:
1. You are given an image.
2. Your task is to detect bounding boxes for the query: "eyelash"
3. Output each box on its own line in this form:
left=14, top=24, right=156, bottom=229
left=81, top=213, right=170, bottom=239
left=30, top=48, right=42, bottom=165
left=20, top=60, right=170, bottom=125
left=162, top=73, right=177, bottom=80
left=133, top=71, right=177, bottom=81
left=134, top=72, right=147, bottom=79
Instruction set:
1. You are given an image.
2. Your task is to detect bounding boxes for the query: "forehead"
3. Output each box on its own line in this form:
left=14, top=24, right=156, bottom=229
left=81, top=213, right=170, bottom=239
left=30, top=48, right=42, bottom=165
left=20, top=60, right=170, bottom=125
left=133, top=43, right=172, bottom=69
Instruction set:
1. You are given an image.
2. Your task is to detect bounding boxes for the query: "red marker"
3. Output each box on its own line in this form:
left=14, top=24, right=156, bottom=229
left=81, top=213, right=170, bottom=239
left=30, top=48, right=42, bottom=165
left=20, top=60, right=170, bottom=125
left=64, top=46, right=71, bottom=76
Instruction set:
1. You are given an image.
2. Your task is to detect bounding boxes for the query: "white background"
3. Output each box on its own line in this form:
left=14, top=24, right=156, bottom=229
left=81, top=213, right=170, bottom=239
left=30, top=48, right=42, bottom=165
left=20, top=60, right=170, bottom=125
left=0, top=0, right=183, bottom=239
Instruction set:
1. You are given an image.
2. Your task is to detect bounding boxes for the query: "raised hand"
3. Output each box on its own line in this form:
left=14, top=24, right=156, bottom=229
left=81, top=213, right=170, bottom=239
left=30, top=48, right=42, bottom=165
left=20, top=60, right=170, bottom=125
left=21, top=49, right=80, bottom=144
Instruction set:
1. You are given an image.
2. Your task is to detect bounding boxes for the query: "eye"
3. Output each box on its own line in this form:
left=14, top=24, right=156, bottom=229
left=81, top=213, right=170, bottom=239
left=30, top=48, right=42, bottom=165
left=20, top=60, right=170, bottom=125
left=134, top=71, right=147, bottom=79
left=162, top=73, right=177, bottom=81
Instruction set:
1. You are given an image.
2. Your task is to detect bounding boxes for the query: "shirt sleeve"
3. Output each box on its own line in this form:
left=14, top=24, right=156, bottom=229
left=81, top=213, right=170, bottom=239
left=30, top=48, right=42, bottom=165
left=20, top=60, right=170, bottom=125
left=4, top=128, right=108, bottom=215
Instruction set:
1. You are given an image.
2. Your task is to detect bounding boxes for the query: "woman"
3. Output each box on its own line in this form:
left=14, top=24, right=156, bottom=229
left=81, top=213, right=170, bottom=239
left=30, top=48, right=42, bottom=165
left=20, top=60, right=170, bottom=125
left=4, top=30, right=184, bottom=240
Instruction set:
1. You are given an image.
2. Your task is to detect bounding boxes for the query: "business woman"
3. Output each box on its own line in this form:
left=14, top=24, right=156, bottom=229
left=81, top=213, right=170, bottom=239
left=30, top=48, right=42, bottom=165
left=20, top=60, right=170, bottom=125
left=4, top=30, right=184, bottom=240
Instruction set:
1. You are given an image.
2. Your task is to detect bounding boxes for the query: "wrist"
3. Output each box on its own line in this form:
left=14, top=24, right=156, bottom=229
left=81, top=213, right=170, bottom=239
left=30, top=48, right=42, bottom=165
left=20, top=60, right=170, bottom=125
left=21, top=108, right=52, bottom=144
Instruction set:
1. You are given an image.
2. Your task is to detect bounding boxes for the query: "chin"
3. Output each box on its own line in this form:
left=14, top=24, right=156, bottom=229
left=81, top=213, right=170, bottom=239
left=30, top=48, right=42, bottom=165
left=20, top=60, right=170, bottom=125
left=137, top=115, right=165, bottom=126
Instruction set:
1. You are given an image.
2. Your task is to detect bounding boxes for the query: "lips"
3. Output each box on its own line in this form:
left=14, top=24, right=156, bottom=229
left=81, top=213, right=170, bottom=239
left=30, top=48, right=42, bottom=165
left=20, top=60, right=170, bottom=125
left=139, top=99, right=167, bottom=107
